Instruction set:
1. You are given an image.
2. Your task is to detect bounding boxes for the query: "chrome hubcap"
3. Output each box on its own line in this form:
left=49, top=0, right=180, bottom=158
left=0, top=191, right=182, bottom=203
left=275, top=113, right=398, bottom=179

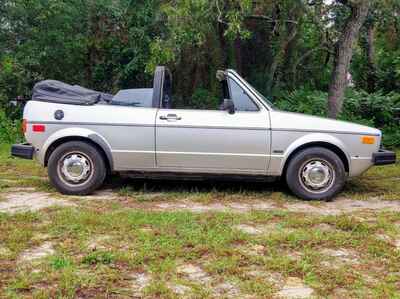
left=300, top=160, right=334, bottom=192
left=60, top=153, right=91, bottom=184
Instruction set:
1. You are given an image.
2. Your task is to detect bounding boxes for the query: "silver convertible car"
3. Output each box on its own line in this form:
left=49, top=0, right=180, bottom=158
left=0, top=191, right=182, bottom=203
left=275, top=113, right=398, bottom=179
left=11, top=66, right=396, bottom=200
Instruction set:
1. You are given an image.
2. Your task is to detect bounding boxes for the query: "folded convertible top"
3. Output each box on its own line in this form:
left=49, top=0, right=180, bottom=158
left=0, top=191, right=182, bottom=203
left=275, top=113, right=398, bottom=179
left=32, top=80, right=113, bottom=105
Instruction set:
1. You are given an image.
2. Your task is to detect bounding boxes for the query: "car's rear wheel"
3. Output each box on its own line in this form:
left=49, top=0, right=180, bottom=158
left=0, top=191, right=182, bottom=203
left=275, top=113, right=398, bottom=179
left=48, top=141, right=106, bottom=195
left=285, top=147, right=346, bottom=200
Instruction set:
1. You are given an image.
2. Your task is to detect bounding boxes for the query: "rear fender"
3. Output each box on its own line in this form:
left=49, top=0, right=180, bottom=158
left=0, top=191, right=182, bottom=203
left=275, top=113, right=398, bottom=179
left=39, top=127, right=113, bottom=169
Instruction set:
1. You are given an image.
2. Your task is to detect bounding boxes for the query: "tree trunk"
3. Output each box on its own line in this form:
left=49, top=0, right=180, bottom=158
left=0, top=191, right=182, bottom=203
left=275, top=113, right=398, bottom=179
left=86, top=2, right=99, bottom=87
left=327, top=1, right=370, bottom=119
left=234, top=36, right=243, bottom=74
left=266, top=24, right=298, bottom=93
left=217, top=19, right=229, bottom=68
left=366, top=23, right=377, bottom=92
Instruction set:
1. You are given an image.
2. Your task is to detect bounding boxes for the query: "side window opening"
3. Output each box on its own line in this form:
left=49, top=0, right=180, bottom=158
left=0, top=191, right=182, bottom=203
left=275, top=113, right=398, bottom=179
left=228, top=78, right=259, bottom=112
left=222, top=79, right=230, bottom=100
left=162, top=71, right=172, bottom=109
left=158, top=70, right=259, bottom=111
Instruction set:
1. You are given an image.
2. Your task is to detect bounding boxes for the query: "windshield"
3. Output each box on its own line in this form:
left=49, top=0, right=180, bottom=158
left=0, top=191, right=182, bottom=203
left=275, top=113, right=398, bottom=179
left=229, top=71, right=275, bottom=109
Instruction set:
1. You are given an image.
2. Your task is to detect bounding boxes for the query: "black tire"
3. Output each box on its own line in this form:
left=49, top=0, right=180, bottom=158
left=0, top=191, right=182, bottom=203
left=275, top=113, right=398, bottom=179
left=48, top=141, right=106, bottom=195
left=285, top=147, right=346, bottom=200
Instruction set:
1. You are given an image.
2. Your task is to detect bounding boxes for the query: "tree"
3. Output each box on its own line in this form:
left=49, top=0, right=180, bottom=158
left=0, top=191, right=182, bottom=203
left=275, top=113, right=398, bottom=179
left=327, top=0, right=370, bottom=119
left=1, top=0, right=399, bottom=115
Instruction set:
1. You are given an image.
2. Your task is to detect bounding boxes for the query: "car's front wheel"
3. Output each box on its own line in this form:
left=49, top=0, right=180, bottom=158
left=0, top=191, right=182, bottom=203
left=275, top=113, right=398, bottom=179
left=285, top=147, right=346, bottom=200
left=48, top=141, right=106, bottom=195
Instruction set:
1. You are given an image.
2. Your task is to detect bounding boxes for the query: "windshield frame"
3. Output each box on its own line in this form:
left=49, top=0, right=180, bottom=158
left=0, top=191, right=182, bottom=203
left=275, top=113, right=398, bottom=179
left=226, top=70, right=275, bottom=111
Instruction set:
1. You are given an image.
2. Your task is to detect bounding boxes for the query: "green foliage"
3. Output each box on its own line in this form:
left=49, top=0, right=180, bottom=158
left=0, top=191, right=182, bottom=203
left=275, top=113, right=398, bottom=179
left=376, top=49, right=400, bottom=92
left=380, top=125, right=400, bottom=148
left=0, top=56, right=31, bottom=109
left=145, top=0, right=218, bottom=71
left=274, top=88, right=400, bottom=147
left=50, top=256, right=73, bottom=270
left=274, top=89, right=327, bottom=117
left=341, top=90, right=400, bottom=127
left=186, top=88, right=220, bottom=110
left=146, top=38, right=176, bottom=74
left=0, top=0, right=158, bottom=94
left=0, top=109, right=22, bottom=144
left=83, top=251, right=115, bottom=265
left=223, top=1, right=252, bottom=40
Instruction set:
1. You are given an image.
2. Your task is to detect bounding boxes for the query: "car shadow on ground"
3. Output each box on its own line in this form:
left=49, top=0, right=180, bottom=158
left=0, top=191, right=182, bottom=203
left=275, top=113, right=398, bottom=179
left=104, top=174, right=295, bottom=197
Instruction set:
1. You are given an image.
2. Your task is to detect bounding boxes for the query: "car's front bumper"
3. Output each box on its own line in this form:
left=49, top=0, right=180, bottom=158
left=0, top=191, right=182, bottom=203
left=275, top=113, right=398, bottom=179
left=11, top=143, right=35, bottom=160
left=372, top=149, right=397, bottom=165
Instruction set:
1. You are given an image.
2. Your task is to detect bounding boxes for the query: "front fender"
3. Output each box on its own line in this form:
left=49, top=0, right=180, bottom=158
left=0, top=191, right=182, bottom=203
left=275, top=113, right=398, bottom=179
left=273, top=133, right=350, bottom=175
left=39, top=127, right=113, bottom=169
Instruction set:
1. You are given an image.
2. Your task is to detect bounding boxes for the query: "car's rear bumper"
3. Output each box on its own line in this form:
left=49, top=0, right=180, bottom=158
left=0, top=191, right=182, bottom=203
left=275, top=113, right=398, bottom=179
left=372, top=150, right=397, bottom=165
left=11, top=143, right=35, bottom=160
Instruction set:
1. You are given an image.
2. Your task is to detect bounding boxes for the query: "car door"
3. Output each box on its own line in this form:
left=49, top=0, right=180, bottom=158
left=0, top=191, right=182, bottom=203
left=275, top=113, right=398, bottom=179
left=155, top=76, right=271, bottom=174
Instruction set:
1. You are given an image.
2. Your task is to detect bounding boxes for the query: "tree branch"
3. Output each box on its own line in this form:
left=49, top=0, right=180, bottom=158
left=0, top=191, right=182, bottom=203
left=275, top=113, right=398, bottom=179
left=245, top=15, right=298, bottom=24
left=215, top=0, right=227, bottom=25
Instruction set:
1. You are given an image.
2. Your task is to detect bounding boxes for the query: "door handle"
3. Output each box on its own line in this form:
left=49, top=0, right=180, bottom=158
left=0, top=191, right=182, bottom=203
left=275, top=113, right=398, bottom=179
left=159, top=114, right=182, bottom=121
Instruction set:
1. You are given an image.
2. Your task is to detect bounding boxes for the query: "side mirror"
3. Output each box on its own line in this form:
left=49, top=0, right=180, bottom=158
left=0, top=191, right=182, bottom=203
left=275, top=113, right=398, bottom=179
left=222, top=99, right=235, bottom=114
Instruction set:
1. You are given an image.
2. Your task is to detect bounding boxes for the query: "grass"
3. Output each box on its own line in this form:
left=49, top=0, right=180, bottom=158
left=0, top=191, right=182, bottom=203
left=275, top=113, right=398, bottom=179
left=0, top=144, right=399, bottom=298
left=1, top=208, right=400, bottom=297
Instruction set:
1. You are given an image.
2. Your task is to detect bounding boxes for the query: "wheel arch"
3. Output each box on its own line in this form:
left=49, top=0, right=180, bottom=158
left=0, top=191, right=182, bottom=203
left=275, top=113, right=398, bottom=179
left=282, top=141, right=350, bottom=177
left=43, top=133, right=113, bottom=172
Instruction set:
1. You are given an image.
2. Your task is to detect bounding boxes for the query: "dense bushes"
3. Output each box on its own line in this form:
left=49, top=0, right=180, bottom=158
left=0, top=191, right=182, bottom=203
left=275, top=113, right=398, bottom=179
left=273, top=89, right=328, bottom=117
left=274, top=88, right=400, bottom=147
left=0, top=109, right=22, bottom=144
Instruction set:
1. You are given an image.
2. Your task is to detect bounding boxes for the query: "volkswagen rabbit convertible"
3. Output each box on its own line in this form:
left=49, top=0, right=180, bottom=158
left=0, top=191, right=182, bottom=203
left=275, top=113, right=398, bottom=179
left=11, top=66, right=396, bottom=200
